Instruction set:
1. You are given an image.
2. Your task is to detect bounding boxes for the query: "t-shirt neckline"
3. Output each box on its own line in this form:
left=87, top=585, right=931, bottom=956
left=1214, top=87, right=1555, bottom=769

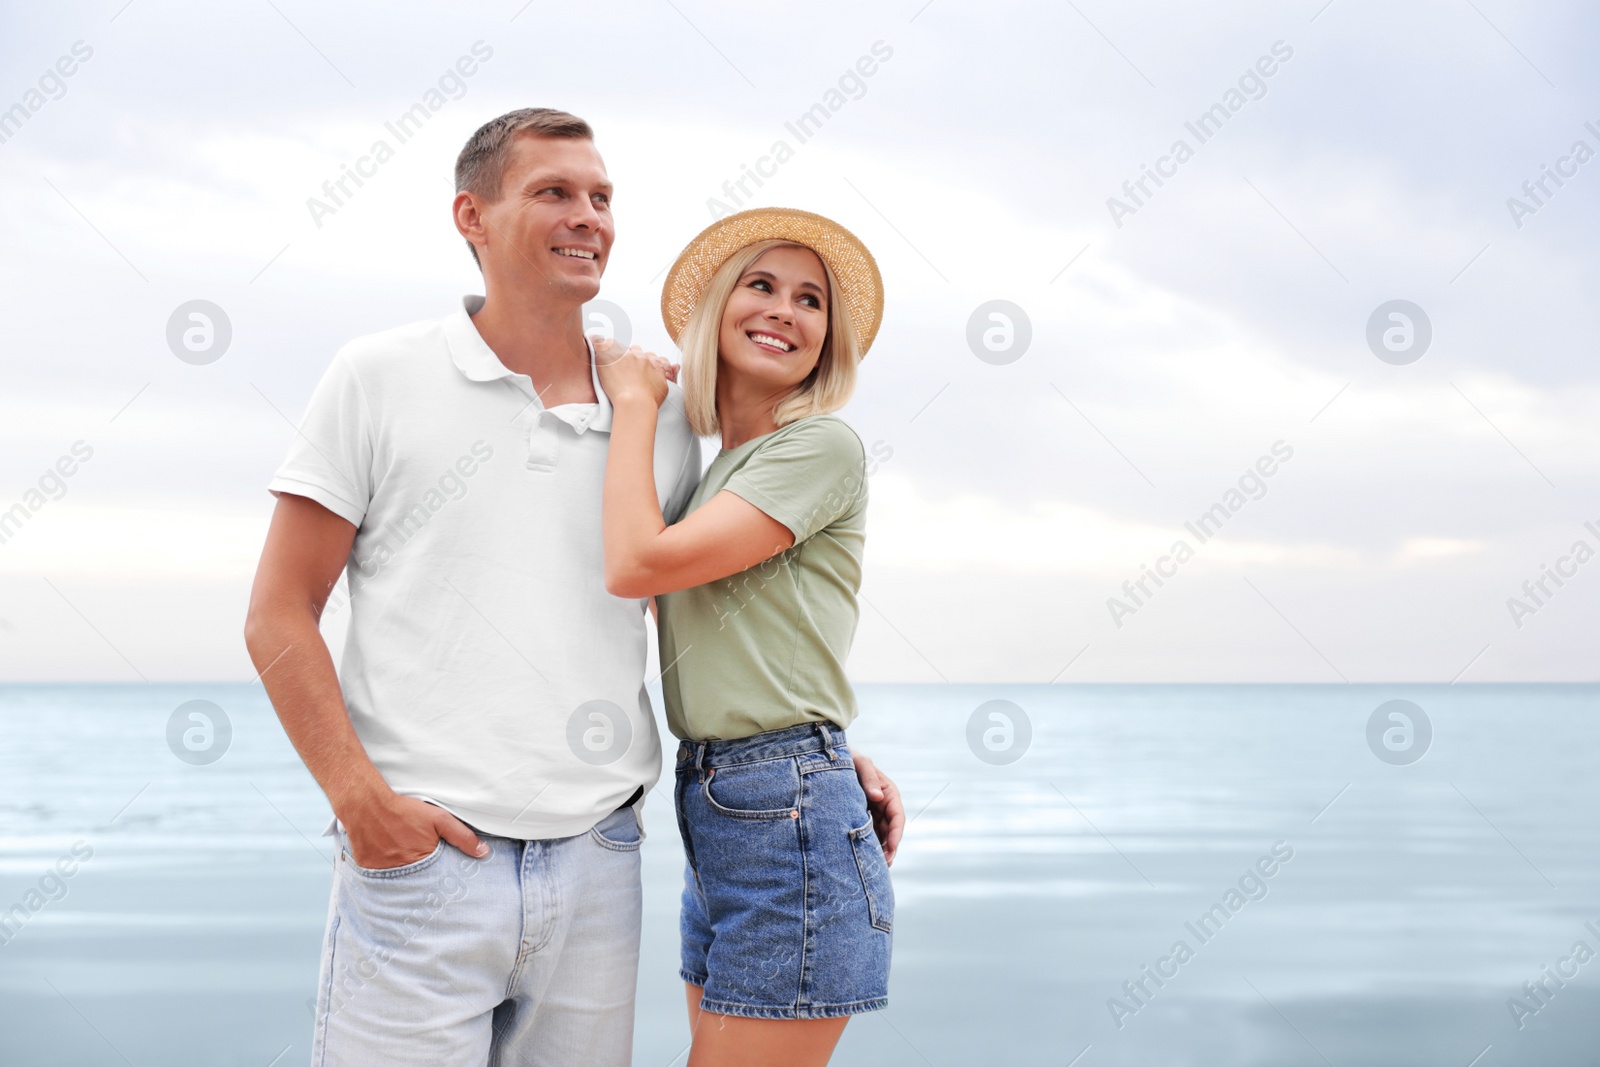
left=717, top=415, right=825, bottom=456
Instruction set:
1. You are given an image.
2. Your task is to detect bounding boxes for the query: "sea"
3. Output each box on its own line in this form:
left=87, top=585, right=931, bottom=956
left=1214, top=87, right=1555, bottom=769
left=1, top=682, right=1597, bottom=1066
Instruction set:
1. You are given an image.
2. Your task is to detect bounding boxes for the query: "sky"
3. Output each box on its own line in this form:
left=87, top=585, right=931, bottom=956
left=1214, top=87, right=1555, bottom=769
left=0, top=0, right=1596, bottom=683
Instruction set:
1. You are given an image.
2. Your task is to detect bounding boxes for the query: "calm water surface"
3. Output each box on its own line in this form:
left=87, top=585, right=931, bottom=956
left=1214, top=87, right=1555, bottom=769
left=1, top=682, right=1596, bottom=1065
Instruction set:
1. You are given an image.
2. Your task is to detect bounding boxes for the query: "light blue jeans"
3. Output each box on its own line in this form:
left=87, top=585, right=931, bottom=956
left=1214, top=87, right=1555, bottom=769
left=310, top=805, right=643, bottom=1066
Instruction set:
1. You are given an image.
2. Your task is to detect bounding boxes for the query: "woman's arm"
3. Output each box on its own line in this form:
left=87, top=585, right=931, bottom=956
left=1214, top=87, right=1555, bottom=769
left=602, top=389, right=794, bottom=599
left=597, top=340, right=795, bottom=599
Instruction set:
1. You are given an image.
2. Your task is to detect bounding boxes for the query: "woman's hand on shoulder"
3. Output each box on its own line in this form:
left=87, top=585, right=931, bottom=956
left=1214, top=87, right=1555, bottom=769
left=593, top=336, right=675, bottom=409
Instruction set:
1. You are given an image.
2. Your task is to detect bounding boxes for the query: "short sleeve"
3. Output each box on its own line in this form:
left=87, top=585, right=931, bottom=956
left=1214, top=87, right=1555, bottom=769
left=722, top=417, right=866, bottom=543
left=265, top=350, right=374, bottom=528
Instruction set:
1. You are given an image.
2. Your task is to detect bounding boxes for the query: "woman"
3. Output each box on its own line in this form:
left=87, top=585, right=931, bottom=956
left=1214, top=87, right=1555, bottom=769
left=595, top=207, right=890, bottom=1066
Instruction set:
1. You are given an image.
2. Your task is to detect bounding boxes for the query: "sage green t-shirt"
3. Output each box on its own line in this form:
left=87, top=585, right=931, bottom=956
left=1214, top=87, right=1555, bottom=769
left=658, top=414, right=867, bottom=741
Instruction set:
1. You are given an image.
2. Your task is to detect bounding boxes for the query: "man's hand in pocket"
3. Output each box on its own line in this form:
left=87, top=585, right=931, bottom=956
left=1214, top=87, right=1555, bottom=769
left=341, top=791, right=488, bottom=870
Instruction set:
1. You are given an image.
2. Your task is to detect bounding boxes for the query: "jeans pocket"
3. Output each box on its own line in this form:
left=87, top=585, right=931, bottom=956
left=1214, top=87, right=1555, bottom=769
left=589, top=806, right=644, bottom=852
left=341, top=835, right=448, bottom=879
left=702, top=758, right=801, bottom=820
left=849, top=820, right=894, bottom=933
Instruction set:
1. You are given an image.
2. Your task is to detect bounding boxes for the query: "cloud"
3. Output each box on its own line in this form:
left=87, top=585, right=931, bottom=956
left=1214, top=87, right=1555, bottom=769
left=2, top=0, right=1597, bottom=680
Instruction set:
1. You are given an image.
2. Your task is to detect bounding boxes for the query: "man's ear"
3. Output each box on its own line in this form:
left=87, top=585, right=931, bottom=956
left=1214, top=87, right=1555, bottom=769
left=452, top=191, right=488, bottom=260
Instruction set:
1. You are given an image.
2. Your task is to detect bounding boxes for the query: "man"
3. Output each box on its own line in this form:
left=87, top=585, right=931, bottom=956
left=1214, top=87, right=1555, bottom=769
left=243, top=108, right=903, bottom=1066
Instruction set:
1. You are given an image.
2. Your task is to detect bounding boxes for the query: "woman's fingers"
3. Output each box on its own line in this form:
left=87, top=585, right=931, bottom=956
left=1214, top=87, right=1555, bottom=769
left=593, top=337, right=667, bottom=377
left=591, top=337, right=670, bottom=406
left=649, top=354, right=680, bottom=383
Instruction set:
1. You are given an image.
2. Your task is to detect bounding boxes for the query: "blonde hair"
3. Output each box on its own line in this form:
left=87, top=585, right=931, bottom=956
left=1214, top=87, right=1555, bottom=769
left=678, top=240, right=860, bottom=439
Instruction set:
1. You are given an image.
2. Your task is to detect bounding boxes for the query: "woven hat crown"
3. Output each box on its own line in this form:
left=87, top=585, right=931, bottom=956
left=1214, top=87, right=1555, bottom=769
left=660, top=207, right=883, bottom=357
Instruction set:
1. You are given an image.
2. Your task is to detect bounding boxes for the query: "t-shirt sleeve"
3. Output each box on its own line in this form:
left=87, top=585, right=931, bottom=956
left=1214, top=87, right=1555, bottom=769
left=265, top=350, right=374, bottom=528
left=722, top=417, right=866, bottom=543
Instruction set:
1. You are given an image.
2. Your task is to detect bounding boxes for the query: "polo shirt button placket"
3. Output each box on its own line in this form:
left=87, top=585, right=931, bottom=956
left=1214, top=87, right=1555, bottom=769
left=524, top=409, right=560, bottom=472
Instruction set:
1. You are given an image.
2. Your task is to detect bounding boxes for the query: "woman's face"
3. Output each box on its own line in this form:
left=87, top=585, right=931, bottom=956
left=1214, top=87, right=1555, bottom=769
left=717, top=245, right=830, bottom=391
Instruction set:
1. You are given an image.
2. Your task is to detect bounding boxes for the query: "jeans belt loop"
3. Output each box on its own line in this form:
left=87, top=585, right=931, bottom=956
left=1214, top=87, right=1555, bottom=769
left=816, top=721, right=836, bottom=762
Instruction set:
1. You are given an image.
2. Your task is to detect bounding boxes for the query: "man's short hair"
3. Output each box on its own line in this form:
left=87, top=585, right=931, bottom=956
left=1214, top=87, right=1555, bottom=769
left=454, top=107, right=593, bottom=265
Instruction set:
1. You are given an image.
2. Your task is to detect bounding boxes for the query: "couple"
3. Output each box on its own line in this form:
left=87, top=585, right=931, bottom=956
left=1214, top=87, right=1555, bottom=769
left=243, top=107, right=898, bottom=1067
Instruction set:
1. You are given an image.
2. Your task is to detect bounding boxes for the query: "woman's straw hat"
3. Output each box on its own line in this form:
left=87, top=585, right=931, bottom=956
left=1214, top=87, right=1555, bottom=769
left=659, top=207, right=884, bottom=357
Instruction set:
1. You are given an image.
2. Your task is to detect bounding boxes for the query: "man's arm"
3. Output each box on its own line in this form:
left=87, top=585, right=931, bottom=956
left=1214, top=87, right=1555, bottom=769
left=243, top=493, right=487, bottom=867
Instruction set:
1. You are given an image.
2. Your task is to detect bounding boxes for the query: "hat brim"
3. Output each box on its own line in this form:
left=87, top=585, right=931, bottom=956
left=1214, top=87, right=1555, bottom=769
left=659, top=207, right=883, bottom=358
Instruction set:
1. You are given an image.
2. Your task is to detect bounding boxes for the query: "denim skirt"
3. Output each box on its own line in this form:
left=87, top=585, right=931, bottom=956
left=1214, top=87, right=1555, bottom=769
left=674, top=721, right=893, bottom=1019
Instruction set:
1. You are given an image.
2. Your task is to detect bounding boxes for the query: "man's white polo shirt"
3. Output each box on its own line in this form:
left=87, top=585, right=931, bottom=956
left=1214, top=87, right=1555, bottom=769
left=267, top=295, right=699, bottom=840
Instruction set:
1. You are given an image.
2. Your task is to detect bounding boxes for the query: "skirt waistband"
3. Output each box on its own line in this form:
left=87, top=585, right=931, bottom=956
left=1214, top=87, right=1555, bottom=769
left=675, top=721, right=848, bottom=770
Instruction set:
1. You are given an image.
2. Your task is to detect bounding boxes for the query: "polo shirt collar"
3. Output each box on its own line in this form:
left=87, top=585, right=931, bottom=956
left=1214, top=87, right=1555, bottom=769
left=586, top=334, right=613, bottom=434
left=446, top=295, right=612, bottom=434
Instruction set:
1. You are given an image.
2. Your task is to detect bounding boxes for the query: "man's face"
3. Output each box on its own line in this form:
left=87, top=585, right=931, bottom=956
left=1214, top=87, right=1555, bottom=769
left=472, top=134, right=614, bottom=304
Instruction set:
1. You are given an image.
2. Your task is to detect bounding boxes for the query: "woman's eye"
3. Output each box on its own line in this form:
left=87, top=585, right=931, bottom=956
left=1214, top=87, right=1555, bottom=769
left=800, top=295, right=821, bottom=308
left=749, top=279, right=771, bottom=292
